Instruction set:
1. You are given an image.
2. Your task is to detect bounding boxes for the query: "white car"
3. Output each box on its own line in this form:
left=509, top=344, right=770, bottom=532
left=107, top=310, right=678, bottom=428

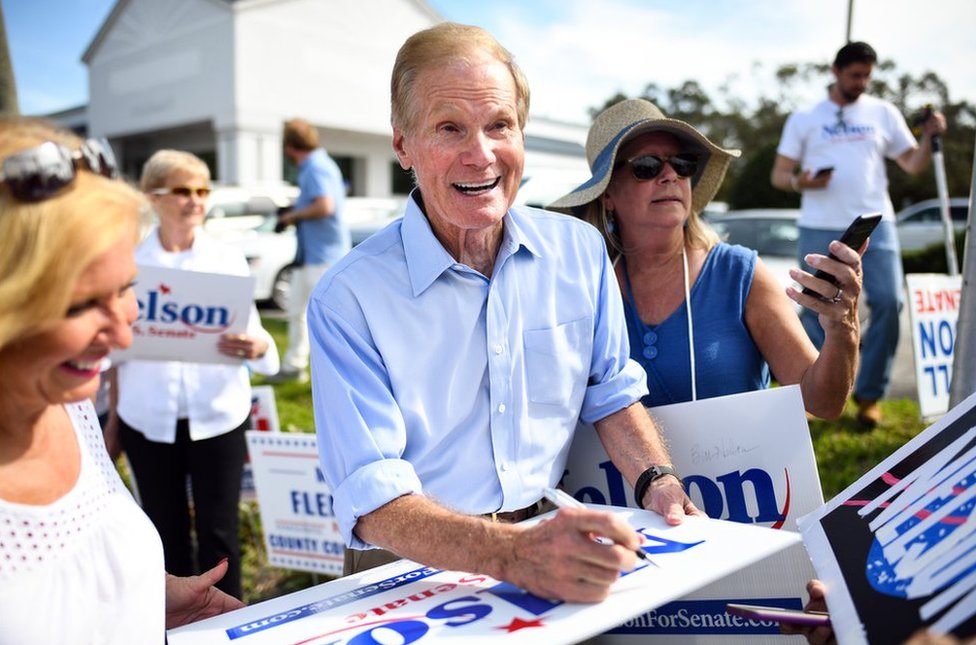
left=895, top=198, right=969, bottom=252
left=207, top=195, right=407, bottom=310
left=703, top=209, right=802, bottom=308
left=202, top=184, right=299, bottom=309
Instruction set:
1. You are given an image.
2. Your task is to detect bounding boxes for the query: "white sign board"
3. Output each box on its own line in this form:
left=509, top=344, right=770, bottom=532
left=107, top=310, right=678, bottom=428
left=169, top=506, right=800, bottom=644
left=799, top=390, right=976, bottom=644
left=248, top=386, right=280, bottom=433
left=245, top=432, right=344, bottom=575
left=906, top=274, right=962, bottom=419
left=564, top=385, right=823, bottom=642
left=240, top=386, right=281, bottom=503
left=113, top=265, right=255, bottom=365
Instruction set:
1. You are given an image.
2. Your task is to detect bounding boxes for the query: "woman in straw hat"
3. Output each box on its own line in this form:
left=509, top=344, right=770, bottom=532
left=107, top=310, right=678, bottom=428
left=550, top=99, right=861, bottom=418
left=0, top=118, right=243, bottom=641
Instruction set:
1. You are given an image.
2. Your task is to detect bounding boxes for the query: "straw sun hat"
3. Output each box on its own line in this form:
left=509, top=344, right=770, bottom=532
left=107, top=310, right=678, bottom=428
left=548, top=99, right=740, bottom=216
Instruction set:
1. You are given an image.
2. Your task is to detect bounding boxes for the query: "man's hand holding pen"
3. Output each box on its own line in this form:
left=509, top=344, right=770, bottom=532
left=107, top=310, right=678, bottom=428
left=495, top=505, right=645, bottom=603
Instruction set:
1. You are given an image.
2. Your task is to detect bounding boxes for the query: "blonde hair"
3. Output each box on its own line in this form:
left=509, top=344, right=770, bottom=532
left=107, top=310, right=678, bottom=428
left=576, top=198, right=720, bottom=261
left=391, top=22, right=530, bottom=134
left=0, top=117, right=145, bottom=351
left=140, top=149, right=211, bottom=192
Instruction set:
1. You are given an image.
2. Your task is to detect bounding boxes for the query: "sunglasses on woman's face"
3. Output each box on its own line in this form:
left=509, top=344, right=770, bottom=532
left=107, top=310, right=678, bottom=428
left=0, top=138, right=119, bottom=202
left=152, top=186, right=212, bottom=199
left=620, top=153, right=700, bottom=181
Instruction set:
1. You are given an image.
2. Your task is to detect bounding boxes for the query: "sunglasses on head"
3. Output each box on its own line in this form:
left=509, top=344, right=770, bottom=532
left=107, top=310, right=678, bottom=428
left=0, top=138, right=119, bottom=202
left=152, top=185, right=212, bottom=198
left=619, top=153, right=700, bottom=181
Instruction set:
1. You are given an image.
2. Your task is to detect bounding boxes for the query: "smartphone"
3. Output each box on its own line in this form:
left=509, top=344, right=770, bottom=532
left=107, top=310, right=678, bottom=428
left=814, top=166, right=835, bottom=177
left=800, top=212, right=882, bottom=299
left=726, top=603, right=831, bottom=627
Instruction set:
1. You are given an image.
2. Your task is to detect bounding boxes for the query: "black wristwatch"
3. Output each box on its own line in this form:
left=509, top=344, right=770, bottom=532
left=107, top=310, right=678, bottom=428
left=634, top=465, right=680, bottom=508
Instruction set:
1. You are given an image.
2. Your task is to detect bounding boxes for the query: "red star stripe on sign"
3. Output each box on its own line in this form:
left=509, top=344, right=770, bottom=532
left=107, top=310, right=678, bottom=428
left=159, top=283, right=171, bottom=294
left=498, top=617, right=545, bottom=633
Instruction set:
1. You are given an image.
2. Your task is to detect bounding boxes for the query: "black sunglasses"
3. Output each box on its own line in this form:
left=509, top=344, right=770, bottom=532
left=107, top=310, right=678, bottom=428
left=619, top=153, right=700, bottom=181
left=0, top=138, right=119, bottom=203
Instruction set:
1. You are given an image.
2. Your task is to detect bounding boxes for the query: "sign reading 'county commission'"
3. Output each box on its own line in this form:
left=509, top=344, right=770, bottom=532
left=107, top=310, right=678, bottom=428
left=245, top=432, right=344, bottom=576
left=113, top=264, right=255, bottom=365
left=168, top=507, right=800, bottom=644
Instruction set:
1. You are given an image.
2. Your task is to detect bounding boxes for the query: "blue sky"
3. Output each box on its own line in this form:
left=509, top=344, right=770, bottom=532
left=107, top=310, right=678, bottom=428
left=4, top=0, right=976, bottom=123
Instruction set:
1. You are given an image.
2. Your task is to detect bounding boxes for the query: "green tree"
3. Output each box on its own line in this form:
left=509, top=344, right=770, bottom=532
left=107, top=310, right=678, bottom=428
left=588, top=58, right=975, bottom=212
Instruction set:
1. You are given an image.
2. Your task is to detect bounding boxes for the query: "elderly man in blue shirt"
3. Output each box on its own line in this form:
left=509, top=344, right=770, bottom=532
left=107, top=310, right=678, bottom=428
left=309, top=22, right=700, bottom=604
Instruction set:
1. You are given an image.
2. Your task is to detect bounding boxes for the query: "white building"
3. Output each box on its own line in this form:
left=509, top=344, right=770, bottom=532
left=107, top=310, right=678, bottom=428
left=74, top=0, right=588, bottom=197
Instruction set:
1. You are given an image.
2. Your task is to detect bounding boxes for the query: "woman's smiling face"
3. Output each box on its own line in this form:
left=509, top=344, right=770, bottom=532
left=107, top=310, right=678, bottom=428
left=0, top=233, right=138, bottom=412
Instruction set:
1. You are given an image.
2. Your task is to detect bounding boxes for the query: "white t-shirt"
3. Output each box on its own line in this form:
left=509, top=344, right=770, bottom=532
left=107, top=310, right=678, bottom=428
left=777, top=93, right=916, bottom=229
left=0, top=401, right=166, bottom=643
left=116, top=226, right=279, bottom=442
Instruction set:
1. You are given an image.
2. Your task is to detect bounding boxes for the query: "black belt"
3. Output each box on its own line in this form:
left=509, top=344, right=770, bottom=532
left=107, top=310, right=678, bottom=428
left=483, top=498, right=551, bottom=523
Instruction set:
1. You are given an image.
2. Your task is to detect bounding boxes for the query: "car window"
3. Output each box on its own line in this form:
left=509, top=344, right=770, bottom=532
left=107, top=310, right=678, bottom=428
left=709, top=218, right=797, bottom=257
left=951, top=205, right=969, bottom=222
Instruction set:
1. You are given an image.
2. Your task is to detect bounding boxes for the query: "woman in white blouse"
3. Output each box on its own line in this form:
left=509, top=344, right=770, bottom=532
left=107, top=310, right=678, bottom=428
left=113, top=149, right=279, bottom=600
left=0, top=118, right=242, bottom=642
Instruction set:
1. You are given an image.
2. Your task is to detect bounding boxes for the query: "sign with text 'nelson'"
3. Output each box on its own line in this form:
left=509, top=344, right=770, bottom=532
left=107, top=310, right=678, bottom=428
left=563, top=385, right=823, bottom=644
left=113, top=264, right=255, bottom=365
left=906, top=274, right=962, bottom=419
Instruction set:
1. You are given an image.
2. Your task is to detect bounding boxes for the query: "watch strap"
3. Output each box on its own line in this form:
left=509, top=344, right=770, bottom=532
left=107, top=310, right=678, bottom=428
left=634, top=465, right=679, bottom=508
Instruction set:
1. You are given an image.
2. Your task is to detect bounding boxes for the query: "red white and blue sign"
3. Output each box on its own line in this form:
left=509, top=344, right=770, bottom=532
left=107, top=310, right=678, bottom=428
left=113, top=264, right=255, bottom=365
left=563, top=385, right=823, bottom=643
left=168, top=506, right=799, bottom=644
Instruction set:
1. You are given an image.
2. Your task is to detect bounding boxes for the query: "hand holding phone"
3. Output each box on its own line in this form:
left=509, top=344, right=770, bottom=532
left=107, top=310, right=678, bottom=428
left=800, top=212, right=881, bottom=300
left=726, top=603, right=831, bottom=627
left=814, top=166, right=835, bottom=178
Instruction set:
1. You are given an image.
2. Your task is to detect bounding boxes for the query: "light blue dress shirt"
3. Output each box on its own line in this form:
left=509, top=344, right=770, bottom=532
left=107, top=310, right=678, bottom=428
left=308, top=193, right=647, bottom=548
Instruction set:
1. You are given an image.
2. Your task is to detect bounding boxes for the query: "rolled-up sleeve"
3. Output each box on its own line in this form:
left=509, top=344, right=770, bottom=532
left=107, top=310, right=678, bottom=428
left=307, top=286, right=424, bottom=549
left=579, top=246, right=648, bottom=424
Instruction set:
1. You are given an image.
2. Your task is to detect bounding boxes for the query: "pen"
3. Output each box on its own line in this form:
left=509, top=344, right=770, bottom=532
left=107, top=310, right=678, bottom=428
left=542, top=487, right=656, bottom=566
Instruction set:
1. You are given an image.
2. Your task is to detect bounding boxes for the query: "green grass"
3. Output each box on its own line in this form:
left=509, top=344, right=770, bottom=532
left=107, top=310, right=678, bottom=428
left=240, top=313, right=931, bottom=602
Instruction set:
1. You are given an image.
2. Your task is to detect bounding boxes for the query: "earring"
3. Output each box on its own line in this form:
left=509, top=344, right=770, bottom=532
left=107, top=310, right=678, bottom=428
left=605, top=208, right=617, bottom=234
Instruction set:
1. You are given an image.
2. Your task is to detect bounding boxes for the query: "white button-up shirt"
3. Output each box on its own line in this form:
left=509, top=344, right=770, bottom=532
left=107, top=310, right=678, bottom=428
left=116, top=227, right=279, bottom=442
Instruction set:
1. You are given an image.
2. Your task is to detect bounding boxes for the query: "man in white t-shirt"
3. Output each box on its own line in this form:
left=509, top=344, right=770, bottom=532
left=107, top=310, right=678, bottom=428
left=771, top=41, right=946, bottom=427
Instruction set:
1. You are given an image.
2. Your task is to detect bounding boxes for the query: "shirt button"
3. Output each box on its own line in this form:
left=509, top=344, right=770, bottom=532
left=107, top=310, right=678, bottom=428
left=643, top=346, right=658, bottom=360
left=494, top=344, right=503, bottom=355
left=500, top=461, right=511, bottom=471
left=643, top=331, right=658, bottom=345
left=497, top=403, right=506, bottom=413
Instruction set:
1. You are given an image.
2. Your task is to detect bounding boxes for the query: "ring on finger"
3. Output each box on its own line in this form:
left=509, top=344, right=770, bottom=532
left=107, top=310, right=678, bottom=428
left=829, top=287, right=844, bottom=304
left=238, top=349, right=247, bottom=357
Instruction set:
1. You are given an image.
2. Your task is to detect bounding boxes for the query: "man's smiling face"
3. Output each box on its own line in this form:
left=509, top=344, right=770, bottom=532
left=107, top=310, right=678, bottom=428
left=392, top=50, right=525, bottom=242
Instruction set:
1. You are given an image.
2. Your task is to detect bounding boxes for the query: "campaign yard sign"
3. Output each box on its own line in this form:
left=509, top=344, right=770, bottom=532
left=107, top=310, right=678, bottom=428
left=563, top=385, right=823, bottom=643
left=241, top=386, right=281, bottom=503
left=245, top=432, right=344, bottom=576
left=168, top=506, right=800, bottom=644
left=113, top=264, right=255, bottom=365
left=798, top=390, right=976, bottom=645
left=906, top=274, right=962, bottom=419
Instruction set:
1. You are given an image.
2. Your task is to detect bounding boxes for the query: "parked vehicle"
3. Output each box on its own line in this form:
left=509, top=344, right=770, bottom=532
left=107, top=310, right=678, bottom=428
left=207, top=195, right=407, bottom=310
left=895, top=197, right=969, bottom=252
left=703, top=209, right=801, bottom=306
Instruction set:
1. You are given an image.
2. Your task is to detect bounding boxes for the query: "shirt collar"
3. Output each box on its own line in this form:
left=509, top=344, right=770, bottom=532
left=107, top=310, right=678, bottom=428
left=401, top=190, right=541, bottom=296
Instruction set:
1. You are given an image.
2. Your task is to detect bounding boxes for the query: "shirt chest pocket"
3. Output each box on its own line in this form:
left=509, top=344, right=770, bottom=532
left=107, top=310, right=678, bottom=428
left=523, top=317, right=592, bottom=407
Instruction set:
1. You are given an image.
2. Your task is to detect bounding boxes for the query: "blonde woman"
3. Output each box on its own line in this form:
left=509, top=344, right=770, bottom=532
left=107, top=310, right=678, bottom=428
left=551, top=99, right=863, bottom=419
left=114, top=149, right=278, bottom=600
left=0, top=118, right=242, bottom=642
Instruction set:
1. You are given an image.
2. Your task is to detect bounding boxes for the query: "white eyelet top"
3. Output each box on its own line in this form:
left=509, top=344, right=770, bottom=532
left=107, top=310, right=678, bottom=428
left=0, top=400, right=165, bottom=644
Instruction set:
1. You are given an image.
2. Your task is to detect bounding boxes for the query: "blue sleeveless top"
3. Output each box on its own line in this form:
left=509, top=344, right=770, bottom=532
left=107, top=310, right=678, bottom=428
left=622, top=243, right=769, bottom=407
